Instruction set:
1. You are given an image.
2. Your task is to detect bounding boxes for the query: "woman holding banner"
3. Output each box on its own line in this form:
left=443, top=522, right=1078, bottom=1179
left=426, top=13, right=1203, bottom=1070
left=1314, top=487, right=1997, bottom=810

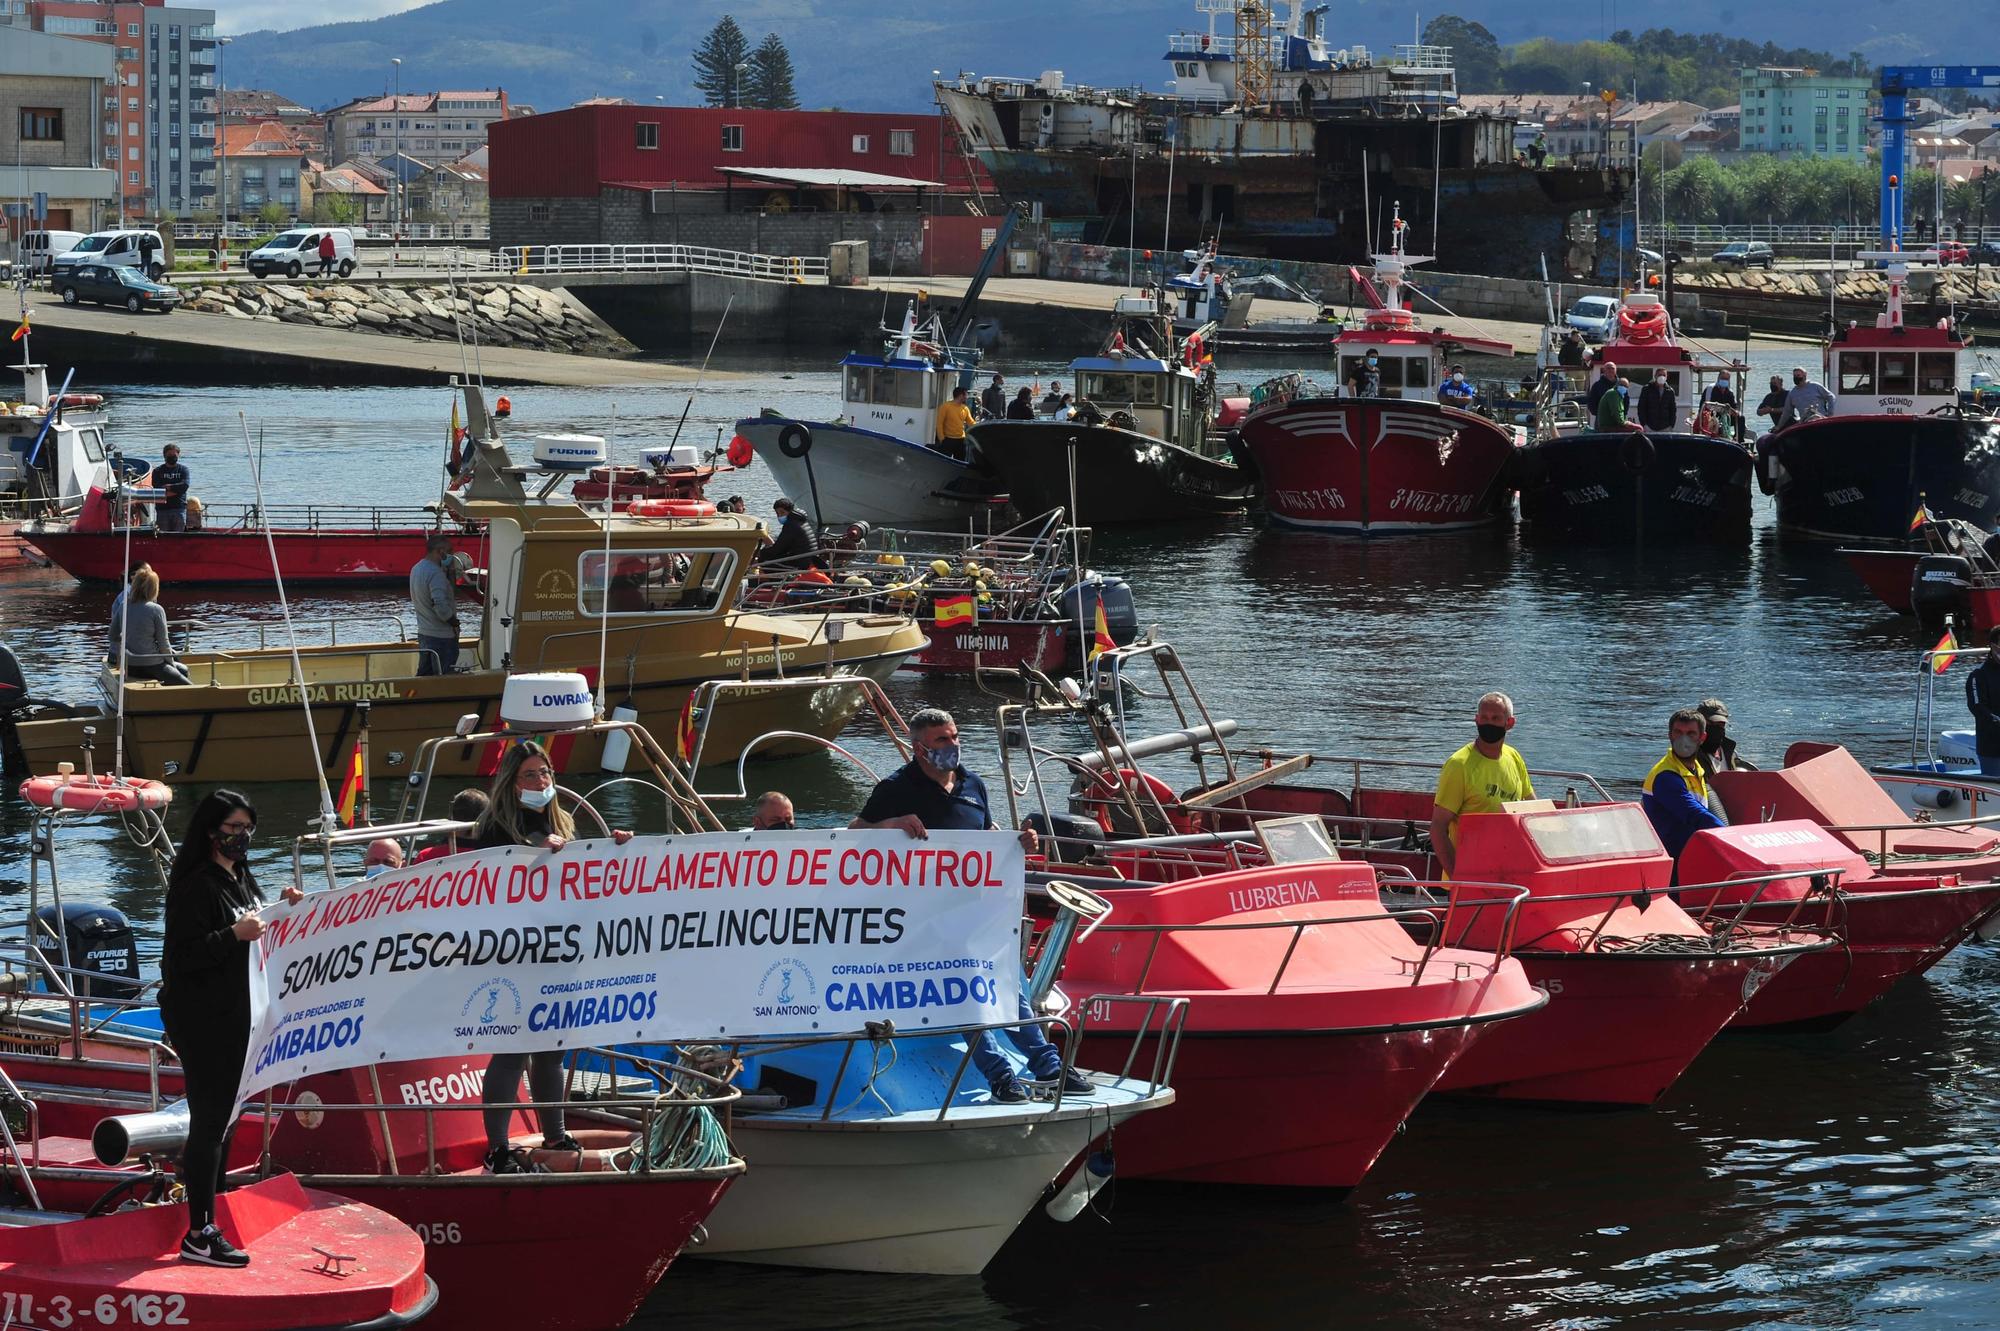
left=472, top=741, right=630, bottom=1172
left=160, top=789, right=303, bottom=1266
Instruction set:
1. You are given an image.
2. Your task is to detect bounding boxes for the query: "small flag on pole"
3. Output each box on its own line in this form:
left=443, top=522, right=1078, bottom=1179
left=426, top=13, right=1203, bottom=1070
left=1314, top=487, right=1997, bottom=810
left=675, top=691, right=698, bottom=763
left=935, top=593, right=976, bottom=628
left=9, top=314, right=28, bottom=343
left=335, top=739, right=364, bottom=826
left=1910, top=501, right=1930, bottom=533
left=1089, top=598, right=1116, bottom=662
left=1932, top=627, right=1958, bottom=675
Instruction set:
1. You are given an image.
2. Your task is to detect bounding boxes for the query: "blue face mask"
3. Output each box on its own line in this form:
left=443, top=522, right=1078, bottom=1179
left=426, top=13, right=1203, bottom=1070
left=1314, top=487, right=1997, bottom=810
left=519, top=785, right=557, bottom=810
left=365, top=862, right=392, bottom=879
left=928, top=742, right=962, bottom=772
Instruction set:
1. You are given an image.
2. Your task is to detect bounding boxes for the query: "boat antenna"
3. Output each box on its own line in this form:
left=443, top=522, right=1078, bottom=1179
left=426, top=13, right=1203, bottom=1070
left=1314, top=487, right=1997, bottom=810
left=1360, top=155, right=1372, bottom=266
left=1161, top=113, right=1177, bottom=267
left=666, top=294, right=735, bottom=455
left=239, top=411, right=339, bottom=831
left=112, top=464, right=134, bottom=779
left=595, top=402, right=617, bottom=719
left=1430, top=110, right=1444, bottom=255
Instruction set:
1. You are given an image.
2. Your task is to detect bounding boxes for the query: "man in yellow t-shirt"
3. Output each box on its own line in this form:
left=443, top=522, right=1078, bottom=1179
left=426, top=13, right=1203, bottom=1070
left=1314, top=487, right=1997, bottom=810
left=1430, top=690, right=1534, bottom=878
left=934, top=385, right=976, bottom=461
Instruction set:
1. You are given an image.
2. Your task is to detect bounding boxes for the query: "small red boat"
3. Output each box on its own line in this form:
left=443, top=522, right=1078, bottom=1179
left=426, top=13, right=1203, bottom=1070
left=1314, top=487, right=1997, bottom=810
left=1236, top=211, right=1518, bottom=533
left=1056, top=860, right=1545, bottom=1189
left=20, top=484, right=486, bottom=587
left=0, top=1173, right=435, bottom=1330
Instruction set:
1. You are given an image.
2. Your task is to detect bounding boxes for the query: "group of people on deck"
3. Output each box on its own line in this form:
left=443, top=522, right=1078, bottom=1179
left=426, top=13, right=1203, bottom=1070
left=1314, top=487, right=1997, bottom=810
left=1429, top=691, right=1754, bottom=880
left=1576, top=357, right=1836, bottom=441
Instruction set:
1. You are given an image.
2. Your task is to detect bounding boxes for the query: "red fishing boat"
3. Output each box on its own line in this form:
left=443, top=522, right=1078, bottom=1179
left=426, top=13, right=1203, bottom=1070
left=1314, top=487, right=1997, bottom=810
left=1235, top=209, right=1518, bottom=533
left=1054, top=860, right=1545, bottom=1190
left=19, top=483, right=485, bottom=586
left=0, top=1171, right=436, bottom=1330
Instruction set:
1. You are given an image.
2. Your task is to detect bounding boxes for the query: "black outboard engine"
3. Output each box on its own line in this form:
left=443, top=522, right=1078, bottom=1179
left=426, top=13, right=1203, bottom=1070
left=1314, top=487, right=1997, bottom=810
left=0, top=640, right=81, bottom=779
left=1912, top=554, right=1975, bottom=636
left=1023, top=811, right=1106, bottom=865
left=33, top=902, right=141, bottom=1000
left=1059, top=576, right=1141, bottom=650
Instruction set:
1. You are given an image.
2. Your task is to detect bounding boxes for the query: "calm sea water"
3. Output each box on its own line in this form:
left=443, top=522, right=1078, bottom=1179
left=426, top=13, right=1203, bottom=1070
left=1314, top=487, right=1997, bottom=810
left=2, top=355, right=1996, bottom=1331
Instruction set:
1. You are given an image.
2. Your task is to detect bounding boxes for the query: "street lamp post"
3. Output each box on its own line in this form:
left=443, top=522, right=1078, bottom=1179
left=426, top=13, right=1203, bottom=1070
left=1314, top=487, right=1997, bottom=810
left=216, top=35, right=231, bottom=234
left=731, top=59, right=749, bottom=110
left=391, top=56, right=402, bottom=236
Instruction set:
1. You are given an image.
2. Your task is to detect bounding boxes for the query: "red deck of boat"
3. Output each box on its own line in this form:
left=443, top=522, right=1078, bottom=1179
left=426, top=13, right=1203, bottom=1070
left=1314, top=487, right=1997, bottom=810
left=1063, top=860, right=1543, bottom=1187
left=23, top=526, right=488, bottom=586
left=1716, top=745, right=2000, bottom=868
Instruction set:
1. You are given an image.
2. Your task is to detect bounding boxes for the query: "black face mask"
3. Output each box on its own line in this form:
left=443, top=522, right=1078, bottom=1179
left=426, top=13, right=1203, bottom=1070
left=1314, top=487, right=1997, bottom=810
left=1476, top=723, right=1507, bottom=745
left=1702, top=726, right=1726, bottom=752
left=212, top=830, right=251, bottom=862
left=769, top=819, right=795, bottom=831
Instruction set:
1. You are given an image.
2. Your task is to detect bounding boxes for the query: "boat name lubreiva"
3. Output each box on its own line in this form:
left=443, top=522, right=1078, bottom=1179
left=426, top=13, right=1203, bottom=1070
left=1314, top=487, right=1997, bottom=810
left=246, top=682, right=410, bottom=706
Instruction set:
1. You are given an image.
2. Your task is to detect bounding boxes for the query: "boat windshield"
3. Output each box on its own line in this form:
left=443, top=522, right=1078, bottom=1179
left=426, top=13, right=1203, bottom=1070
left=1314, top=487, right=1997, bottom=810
left=1079, top=372, right=1162, bottom=405
left=844, top=365, right=929, bottom=408
left=1338, top=354, right=1431, bottom=394
left=578, top=548, right=735, bottom=616
left=1521, top=805, right=1662, bottom=863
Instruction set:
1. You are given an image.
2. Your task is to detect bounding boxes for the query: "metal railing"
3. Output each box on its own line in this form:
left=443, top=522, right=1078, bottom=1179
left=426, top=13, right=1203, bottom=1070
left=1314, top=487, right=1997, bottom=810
left=494, top=243, right=828, bottom=282
left=1640, top=223, right=2000, bottom=251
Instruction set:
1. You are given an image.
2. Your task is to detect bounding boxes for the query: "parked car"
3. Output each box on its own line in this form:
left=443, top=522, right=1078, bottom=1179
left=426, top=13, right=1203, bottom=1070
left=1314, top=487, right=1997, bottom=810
left=55, top=263, right=182, bottom=314
left=247, top=227, right=356, bottom=278
left=49, top=228, right=168, bottom=281
left=1972, top=240, right=2000, bottom=266
left=1565, top=295, right=1620, bottom=341
left=1933, top=240, right=1969, bottom=265
left=19, top=229, right=84, bottom=277
left=1710, top=241, right=1775, bottom=269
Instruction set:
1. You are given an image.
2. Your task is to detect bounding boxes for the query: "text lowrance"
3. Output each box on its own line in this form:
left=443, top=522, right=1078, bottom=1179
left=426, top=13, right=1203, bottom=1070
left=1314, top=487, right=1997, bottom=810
left=238, top=830, right=1023, bottom=1103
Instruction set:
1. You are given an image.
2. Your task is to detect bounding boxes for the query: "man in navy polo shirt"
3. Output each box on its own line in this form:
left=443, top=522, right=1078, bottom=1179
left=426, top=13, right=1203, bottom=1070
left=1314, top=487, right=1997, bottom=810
left=852, top=707, right=1090, bottom=1103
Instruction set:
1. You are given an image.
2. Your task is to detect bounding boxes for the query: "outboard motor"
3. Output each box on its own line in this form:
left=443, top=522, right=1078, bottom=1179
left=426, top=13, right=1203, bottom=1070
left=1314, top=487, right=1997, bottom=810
left=1059, top=575, right=1141, bottom=647
left=32, top=902, right=141, bottom=1000
left=1911, top=553, right=1975, bottom=636
left=1023, top=811, right=1105, bottom=865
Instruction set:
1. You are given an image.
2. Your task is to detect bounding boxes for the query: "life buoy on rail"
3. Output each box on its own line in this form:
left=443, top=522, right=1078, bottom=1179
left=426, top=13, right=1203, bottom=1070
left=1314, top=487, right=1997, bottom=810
left=1619, top=432, right=1656, bottom=473
left=20, top=774, right=172, bottom=813
left=726, top=434, right=755, bottom=468
left=57, top=393, right=105, bottom=409
left=628, top=498, right=717, bottom=518
left=1617, top=303, right=1668, bottom=343
left=1085, top=768, right=1193, bottom=837
left=777, top=423, right=814, bottom=458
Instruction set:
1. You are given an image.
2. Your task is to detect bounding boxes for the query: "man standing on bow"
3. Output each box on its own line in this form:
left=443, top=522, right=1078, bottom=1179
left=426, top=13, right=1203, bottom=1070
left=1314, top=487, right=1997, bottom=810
left=409, top=533, right=460, bottom=676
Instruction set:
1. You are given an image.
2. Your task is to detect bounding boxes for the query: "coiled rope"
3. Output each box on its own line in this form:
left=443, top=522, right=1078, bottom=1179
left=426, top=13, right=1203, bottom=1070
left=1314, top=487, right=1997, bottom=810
left=628, top=1047, right=735, bottom=1172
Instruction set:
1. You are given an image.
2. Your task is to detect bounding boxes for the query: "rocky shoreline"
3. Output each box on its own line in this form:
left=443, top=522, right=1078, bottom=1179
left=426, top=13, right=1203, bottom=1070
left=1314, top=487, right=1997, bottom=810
left=171, top=280, right=634, bottom=355
left=1676, top=264, right=2000, bottom=306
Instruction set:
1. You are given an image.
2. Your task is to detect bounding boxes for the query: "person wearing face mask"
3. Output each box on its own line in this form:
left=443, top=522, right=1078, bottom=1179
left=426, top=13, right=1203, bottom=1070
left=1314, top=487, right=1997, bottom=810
left=1966, top=628, right=2000, bottom=777
left=1429, top=692, right=1533, bottom=880
left=1781, top=366, right=1835, bottom=426
left=1360, top=351, right=1382, bottom=398
left=1585, top=360, right=1620, bottom=416
left=1754, top=374, right=1789, bottom=432
left=1692, top=698, right=1754, bottom=821
left=1438, top=364, right=1477, bottom=409
left=362, top=838, right=405, bottom=878
left=851, top=709, right=1085, bottom=1103
left=473, top=741, right=631, bottom=1172
left=161, top=789, right=305, bottom=1266
left=750, top=790, right=795, bottom=830
left=1636, top=369, right=1678, bottom=432
left=1643, top=709, right=1727, bottom=863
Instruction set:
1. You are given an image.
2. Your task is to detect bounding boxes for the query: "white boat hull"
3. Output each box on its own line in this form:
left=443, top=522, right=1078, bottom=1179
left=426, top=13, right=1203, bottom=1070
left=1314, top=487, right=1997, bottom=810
left=739, top=418, right=999, bottom=527
left=692, top=1082, right=1168, bottom=1274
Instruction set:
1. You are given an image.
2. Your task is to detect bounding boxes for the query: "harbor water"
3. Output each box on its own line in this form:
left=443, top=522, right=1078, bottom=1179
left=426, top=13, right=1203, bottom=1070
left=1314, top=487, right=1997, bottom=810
left=2, top=359, right=1997, bottom=1330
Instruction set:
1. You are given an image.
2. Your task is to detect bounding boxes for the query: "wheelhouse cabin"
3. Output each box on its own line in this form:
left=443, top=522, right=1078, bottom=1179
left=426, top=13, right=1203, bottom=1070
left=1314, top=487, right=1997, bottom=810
left=1820, top=252, right=1967, bottom=419
left=1068, top=355, right=1208, bottom=451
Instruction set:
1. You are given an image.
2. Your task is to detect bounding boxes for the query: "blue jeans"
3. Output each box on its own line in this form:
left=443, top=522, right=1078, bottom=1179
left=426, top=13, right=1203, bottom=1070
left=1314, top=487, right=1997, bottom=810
left=416, top=634, right=459, bottom=676
left=970, top=992, right=1063, bottom=1088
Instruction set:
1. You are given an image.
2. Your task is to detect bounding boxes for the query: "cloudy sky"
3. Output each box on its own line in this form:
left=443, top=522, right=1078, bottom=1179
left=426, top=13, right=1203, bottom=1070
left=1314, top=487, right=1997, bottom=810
left=214, top=0, right=429, bottom=34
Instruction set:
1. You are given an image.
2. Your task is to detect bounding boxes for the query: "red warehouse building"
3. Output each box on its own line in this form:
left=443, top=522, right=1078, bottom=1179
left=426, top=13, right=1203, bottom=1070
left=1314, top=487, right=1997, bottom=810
left=488, top=103, right=992, bottom=268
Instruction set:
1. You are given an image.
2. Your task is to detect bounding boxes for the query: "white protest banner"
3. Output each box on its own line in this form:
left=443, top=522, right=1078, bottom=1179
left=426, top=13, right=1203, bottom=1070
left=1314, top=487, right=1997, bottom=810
left=238, top=829, right=1024, bottom=1103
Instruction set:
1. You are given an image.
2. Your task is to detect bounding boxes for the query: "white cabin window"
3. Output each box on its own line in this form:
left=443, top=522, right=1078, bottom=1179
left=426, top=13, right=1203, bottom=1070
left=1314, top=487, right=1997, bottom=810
left=851, top=135, right=870, bottom=154
left=1404, top=358, right=1430, bottom=390
left=577, top=548, right=735, bottom=617
left=889, top=129, right=915, bottom=156
left=79, top=428, right=105, bottom=462
left=722, top=125, right=743, bottom=152
left=1919, top=353, right=1956, bottom=394
left=1132, top=376, right=1161, bottom=405
left=1837, top=351, right=1874, bottom=393
left=1879, top=353, right=1916, bottom=397
left=845, top=366, right=870, bottom=402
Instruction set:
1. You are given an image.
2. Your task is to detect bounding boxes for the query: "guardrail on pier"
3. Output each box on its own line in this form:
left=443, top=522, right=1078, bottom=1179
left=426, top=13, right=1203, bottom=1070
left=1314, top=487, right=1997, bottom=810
left=494, top=244, right=827, bottom=282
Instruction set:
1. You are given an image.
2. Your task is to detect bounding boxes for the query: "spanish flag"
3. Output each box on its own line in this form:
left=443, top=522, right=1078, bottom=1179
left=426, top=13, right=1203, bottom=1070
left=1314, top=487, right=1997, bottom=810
left=675, top=691, right=698, bottom=763
left=1932, top=627, right=1958, bottom=675
left=1089, top=598, right=1116, bottom=662
left=8, top=314, right=28, bottom=343
left=1910, top=502, right=1930, bottom=534
left=935, top=593, right=976, bottom=628
left=335, top=739, right=365, bottom=826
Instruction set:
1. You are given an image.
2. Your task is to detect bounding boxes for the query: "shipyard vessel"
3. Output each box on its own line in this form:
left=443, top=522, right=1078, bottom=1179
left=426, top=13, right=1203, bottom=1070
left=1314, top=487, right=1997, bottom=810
left=936, top=0, right=1627, bottom=274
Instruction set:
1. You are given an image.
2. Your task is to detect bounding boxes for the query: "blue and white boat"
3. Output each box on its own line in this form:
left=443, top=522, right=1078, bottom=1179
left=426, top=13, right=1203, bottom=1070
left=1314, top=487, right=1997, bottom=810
left=738, top=304, right=1005, bottom=527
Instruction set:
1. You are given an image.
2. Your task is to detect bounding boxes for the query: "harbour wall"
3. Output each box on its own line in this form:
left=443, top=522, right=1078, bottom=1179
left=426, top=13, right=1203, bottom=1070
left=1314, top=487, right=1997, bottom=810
left=170, top=278, right=634, bottom=356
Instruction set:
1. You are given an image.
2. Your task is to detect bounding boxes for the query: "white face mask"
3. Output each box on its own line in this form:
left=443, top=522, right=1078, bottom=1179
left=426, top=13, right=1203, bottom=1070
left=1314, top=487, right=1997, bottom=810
left=518, top=785, right=556, bottom=810
left=365, top=862, right=393, bottom=879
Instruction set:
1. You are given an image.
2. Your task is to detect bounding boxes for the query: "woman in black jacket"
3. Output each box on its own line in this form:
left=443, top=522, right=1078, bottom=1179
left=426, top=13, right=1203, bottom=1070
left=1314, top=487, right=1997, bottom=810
left=160, top=788, right=301, bottom=1266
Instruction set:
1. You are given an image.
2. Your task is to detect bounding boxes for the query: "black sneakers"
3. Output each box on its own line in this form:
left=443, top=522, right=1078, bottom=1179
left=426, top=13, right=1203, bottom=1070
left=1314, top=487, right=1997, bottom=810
left=485, top=1146, right=549, bottom=1175
left=1058, top=1066, right=1094, bottom=1096
left=988, top=1076, right=1030, bottom=1103
left=180, top=1224, right=250, bottom=1268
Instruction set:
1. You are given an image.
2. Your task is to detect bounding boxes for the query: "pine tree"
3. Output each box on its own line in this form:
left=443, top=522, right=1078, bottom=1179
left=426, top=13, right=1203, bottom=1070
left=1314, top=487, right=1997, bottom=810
left=746, top=33, right=800, bottom=111
left=692, top=16, right=752, bottom=108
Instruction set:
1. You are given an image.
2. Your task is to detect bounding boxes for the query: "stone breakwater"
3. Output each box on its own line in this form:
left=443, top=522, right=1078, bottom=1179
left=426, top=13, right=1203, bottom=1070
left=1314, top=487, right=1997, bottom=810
left=1676, top=265, right=2000, bottom=306
left=171, top=280, right=634, bottom=355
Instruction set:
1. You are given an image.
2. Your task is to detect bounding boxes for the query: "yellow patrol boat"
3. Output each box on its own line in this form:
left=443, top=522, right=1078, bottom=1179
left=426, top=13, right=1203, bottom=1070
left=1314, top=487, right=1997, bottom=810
left=5, top=387, right=926, bottom=784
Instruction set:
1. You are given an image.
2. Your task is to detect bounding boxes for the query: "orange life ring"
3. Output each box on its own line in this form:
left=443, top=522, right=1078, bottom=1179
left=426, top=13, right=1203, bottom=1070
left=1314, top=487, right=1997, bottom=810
left=1088, top=768, right=1193, bottom=837
left=58, top=393, right=105, bottom=409
left=726, top=434, right=754, bottom=468
left=628, top=498, right=717, bottom=519
left=20, top=774, right=172, bottom=813
left=1617, top=305, right=1668, bottom=342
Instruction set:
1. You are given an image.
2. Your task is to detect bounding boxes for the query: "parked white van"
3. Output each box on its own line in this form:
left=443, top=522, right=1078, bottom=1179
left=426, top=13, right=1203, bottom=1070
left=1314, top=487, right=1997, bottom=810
left=19, top=230, right=85, bottom=277
left=49, top=229, right=167, bottom=281
left=247, top=228, right=356, bottom=279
